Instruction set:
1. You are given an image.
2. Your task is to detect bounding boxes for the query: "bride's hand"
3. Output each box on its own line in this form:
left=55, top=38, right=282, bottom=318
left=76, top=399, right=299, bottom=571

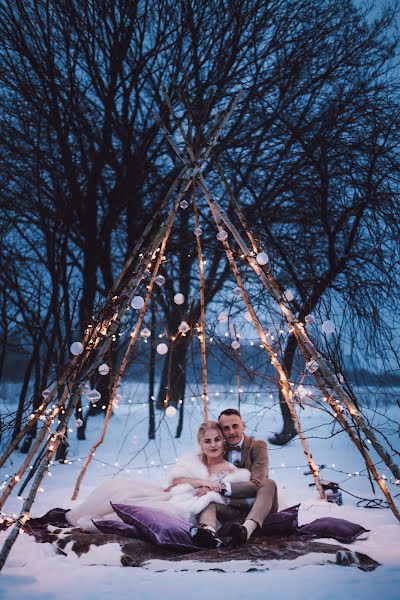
left=200, top=480, right=221, bottom=492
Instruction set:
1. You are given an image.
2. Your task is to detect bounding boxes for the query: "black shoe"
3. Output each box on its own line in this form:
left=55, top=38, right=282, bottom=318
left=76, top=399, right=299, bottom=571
left=190, top=526, right=223, bottom=549
left=230, top=522, right=248, bottom=546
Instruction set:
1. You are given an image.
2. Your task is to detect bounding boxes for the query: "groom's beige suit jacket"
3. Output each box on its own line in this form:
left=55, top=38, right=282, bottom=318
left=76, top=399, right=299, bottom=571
left=227, top=434, right=269, bottom=498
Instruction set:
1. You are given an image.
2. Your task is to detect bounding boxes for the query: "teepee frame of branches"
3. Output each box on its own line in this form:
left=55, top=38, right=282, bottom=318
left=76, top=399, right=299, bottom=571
left=1, top=89, right=399, bottom=571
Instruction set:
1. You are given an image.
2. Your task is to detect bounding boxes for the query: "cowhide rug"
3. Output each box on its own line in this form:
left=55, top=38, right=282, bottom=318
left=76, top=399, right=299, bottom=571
left=44, top=526, right=380, bottom=572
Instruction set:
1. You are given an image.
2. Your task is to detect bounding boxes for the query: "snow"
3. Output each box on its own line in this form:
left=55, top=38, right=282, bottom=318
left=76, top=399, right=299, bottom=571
left=0, top=382, right=399, bottom=599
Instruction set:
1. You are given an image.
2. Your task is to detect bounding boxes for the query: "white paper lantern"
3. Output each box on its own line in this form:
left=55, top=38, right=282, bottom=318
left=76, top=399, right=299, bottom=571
left=165, top=406, right=177, bottom=417
left=140, top=328, right=151, bottom=339
left=98, top=363, right=110, bottom=375
left=296, top=385, right=308, bottom=399
left=218, top=313, right=228, bottom=322
left=70, top=341, right=84, bottom=355
left=233, top=287, right=242, bottom=296
left=305, top=314, right=315, bottom=324
left=155, top=275, right=166, bottom=287
left=174, top=293, right=185, bottom=305
left=41, top=388, right=51, bottom=399
left=322, top=320, right=336, bottom=335
left=180, top=200, right=189, bottom=209
left=178, top=321, right=190, bottom=334
left=114, top=393, right=122, bottom=403
left=75, top=418, right=83, bottom=428
left=306, top=359, right=319, bottom=373
left=131, top=295, right=145, bottom=310
left=156, top=343, right=168, bottom=355
left=231, top=340, right=240, bottom=350
left=87, top=389, right=101, bottom=404
left=194, top=227, right=202, bottom=236
left=256, top=251, right=269, bottom=265
left=283, top=289, right=295, bottom=301
left=217, top=230, right=228, bottom=241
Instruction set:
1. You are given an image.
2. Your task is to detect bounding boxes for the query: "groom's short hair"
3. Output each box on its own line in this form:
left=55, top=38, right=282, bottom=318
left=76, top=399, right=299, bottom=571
left=218, top=408, right=242, bottom=420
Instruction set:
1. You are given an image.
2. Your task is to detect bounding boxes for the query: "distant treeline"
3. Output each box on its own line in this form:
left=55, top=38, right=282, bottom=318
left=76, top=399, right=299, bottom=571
left=3, top=344, right=399, bottom=388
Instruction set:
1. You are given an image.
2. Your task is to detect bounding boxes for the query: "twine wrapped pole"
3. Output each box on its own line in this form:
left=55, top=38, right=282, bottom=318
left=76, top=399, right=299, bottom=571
left=192, top=185, right=209, bottom=420
left=71, top=195, right=181, bottom=499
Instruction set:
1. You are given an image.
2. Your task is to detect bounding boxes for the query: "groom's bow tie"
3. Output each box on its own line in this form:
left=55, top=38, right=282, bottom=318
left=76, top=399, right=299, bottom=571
left=227, top=445, right=241, bottom=452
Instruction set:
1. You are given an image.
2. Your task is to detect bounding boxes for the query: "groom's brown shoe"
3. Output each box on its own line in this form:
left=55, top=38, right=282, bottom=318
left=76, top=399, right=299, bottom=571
left=230, top=522, right=247, bottom=546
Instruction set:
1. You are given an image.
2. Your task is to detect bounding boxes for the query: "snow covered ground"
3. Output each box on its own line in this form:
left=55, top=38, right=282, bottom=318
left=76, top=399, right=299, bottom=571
left=0, top=381, right=399, bottom=599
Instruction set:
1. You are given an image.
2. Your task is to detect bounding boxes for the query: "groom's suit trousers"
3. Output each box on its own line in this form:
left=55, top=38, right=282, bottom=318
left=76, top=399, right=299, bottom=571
left=199, top=477, right=278, bottom=529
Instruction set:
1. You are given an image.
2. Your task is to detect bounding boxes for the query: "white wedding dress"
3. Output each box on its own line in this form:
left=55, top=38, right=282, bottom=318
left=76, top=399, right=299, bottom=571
left=66, top=453, right=250, bottom=532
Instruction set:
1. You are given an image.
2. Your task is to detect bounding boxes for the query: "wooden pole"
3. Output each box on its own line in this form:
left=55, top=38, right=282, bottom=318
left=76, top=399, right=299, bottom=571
left=71, top=196, right=181, bottom=499
left=192, top=184, right=208, bottom=421
left=211, top=194, right=400, bottom=483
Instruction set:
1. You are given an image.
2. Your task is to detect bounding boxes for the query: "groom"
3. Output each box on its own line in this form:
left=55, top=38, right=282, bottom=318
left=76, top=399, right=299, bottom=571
left=194, top=408, right=278, bottom=547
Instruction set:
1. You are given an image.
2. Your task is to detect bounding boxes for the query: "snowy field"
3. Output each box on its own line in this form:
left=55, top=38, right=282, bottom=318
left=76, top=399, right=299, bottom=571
left=0, top=381, right=399, bottom=599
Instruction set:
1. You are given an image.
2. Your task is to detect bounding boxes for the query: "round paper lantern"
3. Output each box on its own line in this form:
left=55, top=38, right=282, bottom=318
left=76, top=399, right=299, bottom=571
left=154, top=275, right=166, bottom=287
left=131, top=295, right=145, bottom=310
left=140, top=328, right=151, bottom=339
left=283, top=289, right=294, bottom=301
left=180, top=200, right=189, bottom=209
left=322, top=320, right=336, bottom=335
left=256, top=251, right=269, bottom=265
left=98, top=363, right=110, bottom=375
left=233, top=287, right=242, bottom=296
left=194, top=227, right=202, bottom=236
left=296, top=385, right=308, bottom=399
left=75, top=418, right=83, bottom=428
left=231, top=340, right=240, bottom=350
left=70, top=341, right=84, bottom=356
left=87, top=389, right=101, bottom=404
left=178, top=321, right=190, bottom=334
left=165, top=406, right=177, bottom=417
left=305, top=314, right=315, bottom=324
left=114, top=393, right=122, bottom=403
left=174, top=293, right=185, bottom=305
left=218, top=313, right=228, bottom=322
left=156, top=343, right=168, bottom=355
left=41, top=388, right=51, bottom=399
left=217, top=230, right=228, bottom=241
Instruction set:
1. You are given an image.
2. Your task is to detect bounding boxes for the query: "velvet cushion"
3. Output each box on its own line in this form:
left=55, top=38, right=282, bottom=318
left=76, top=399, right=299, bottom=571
left=218, top=505, right=300, bottom=538
left=92, top=518, right=142, bottom=538
left=111, top=503, right=197, bottom=551
left=257, top=504, right=300, bottom=537
left=297, top=517, right=370, bottom=544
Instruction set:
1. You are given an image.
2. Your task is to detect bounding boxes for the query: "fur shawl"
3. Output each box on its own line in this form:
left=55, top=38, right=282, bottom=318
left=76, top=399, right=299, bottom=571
left=166, top=453, right=251, bottom=522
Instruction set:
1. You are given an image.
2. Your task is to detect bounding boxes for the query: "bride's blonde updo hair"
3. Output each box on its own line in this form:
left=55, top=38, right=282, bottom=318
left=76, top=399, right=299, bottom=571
left=197, top=420, right=223, bottom=444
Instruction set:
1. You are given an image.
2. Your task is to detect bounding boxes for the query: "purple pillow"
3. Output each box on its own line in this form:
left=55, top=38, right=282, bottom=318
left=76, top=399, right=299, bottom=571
left=111, top=503, right=197, bottom=551
left=218, top=505, right=299, bottom=539
left=297, top=517, right=370, bottom=544
left=257, top=504, right=300, bottom=537
left=92, top=519, right=142, bottom=539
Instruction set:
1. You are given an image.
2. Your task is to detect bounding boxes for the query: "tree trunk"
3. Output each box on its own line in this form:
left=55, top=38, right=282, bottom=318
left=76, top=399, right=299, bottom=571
left=157, top=336, right=190, bottom=409
left=12, top=352, right=35, bottom=443
left=269, top=334, right=298, bottom=445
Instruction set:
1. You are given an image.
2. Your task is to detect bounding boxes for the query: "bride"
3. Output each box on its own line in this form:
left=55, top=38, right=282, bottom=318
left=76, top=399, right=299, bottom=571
left=66, top=420, right=250, bottom=545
